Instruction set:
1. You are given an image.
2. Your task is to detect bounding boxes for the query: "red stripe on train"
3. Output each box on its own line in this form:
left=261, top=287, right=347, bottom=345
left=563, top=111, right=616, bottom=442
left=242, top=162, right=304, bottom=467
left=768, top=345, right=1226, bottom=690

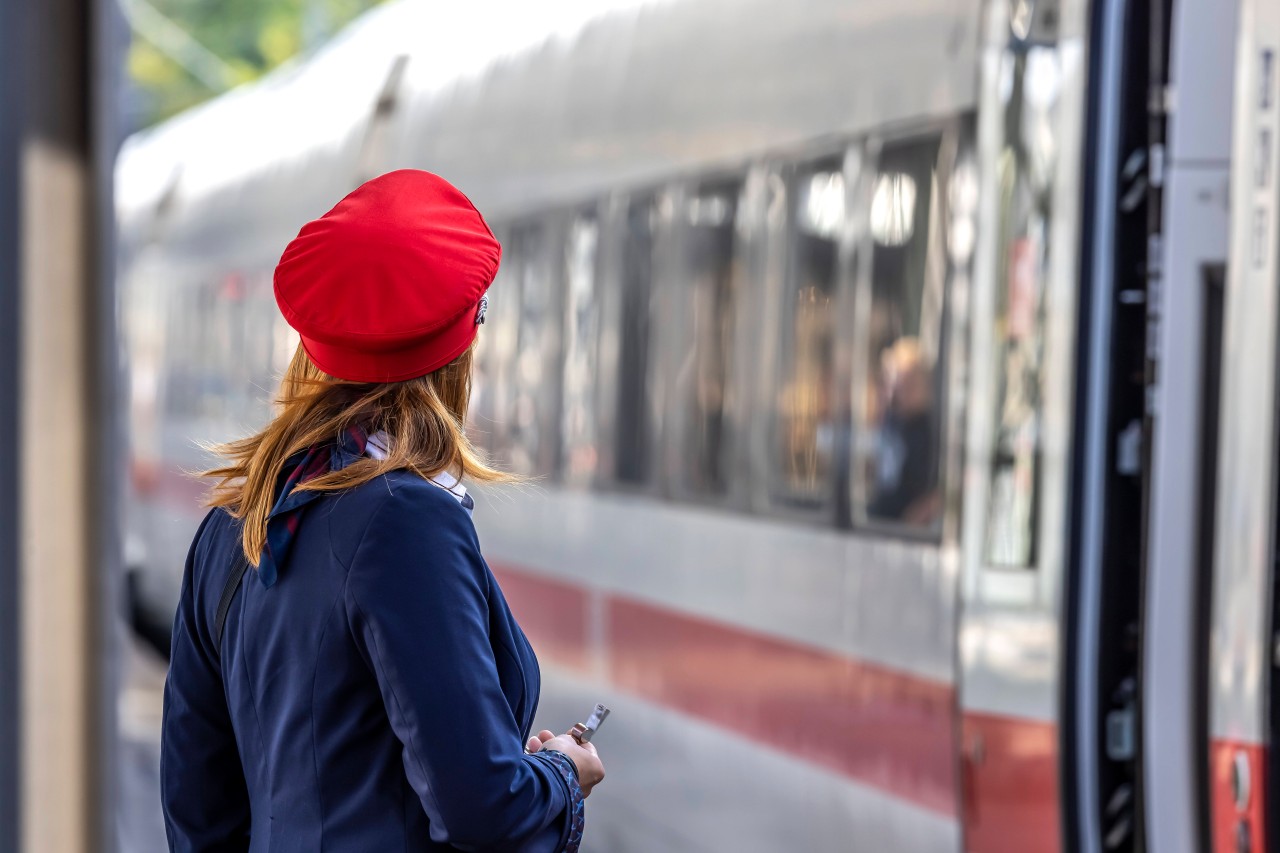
left=1211, top=738, right=1267, bottom=853
left=492, top=560, right=1062, bottom=844
left=607, top=593, right=956, bottom=814
left=961, top=711, right=1060, bottom=853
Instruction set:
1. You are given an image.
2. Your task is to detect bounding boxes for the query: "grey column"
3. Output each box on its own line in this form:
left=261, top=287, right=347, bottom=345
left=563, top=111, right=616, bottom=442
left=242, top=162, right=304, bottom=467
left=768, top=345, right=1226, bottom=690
left=0, top=0, right=122, bottom=851
left=0, top=0, right=24, bottom=846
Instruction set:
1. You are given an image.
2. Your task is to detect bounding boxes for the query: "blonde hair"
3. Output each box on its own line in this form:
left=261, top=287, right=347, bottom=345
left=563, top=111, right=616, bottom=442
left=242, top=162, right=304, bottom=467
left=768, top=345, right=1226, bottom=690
left=201, top=341, right=513, bottom=565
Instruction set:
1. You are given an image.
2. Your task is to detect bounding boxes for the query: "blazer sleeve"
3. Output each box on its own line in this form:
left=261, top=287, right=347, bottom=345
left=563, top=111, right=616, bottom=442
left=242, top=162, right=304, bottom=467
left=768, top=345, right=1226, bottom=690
left=160, top=511, right=251, bottom=853
left=343, top=485, right=580, bottom=852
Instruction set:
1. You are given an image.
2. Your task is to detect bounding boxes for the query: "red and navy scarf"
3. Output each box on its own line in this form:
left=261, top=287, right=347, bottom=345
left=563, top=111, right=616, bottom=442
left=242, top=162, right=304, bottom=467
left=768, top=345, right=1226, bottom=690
left=256, top=424, right=368, bottom=588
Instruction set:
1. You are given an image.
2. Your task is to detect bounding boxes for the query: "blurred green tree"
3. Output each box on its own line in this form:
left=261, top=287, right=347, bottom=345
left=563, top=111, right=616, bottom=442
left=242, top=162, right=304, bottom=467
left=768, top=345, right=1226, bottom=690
left=125, top=0, right=388, bottom=126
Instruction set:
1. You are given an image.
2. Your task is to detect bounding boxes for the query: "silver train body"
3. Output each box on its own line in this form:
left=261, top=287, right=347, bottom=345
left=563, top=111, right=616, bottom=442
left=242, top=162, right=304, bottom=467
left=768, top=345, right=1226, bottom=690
left=115, top=0, right=1280, bottom=850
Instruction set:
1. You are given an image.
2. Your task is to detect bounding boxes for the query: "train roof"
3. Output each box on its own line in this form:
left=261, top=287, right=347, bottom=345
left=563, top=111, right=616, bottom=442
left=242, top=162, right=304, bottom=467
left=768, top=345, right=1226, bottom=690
left=116, top=0, right=979, bottom=274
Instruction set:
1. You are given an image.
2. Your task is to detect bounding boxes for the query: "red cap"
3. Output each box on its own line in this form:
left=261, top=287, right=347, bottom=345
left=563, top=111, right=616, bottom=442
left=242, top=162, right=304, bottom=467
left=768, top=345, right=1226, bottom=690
left=273, top=169, right=501, bottom=383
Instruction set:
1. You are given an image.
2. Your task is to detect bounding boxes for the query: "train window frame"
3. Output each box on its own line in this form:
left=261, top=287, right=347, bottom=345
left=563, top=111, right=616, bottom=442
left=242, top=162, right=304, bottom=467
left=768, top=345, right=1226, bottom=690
left=751, top=149, right=856, bottom=525
left=847, top=127, right=959, bottom=541
left=974, top=37, right=1082, bottom=580
left=958, top=16, right=1091, bottom=611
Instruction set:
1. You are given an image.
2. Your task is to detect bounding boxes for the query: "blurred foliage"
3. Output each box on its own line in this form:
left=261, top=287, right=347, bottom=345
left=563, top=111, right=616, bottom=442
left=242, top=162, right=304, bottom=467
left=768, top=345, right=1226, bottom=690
left=127, top=0, right=389, bottom=127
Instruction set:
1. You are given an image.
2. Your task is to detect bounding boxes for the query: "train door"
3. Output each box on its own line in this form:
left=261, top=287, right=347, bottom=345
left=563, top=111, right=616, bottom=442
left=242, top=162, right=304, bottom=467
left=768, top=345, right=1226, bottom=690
left=1205, top=3, right=1280, bottom=850
left=956, top=1, right=1092, bottom=850
left=1058, top=0, right=1155, bottom=848
left=959, top=0, right=1159, bottom=850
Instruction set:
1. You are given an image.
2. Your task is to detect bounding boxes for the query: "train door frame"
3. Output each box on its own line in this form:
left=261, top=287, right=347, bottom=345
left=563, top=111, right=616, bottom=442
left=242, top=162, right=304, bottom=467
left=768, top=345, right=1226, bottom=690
left=956, top=0, right=1092, bottom=849
left=1205, top=2, right=1280, bottom=849
left=0, top=1, right=23, bottom=844
left=1062, top=0, right=1157, bottom=849
left=1142, top=0, right=1238, bottom=849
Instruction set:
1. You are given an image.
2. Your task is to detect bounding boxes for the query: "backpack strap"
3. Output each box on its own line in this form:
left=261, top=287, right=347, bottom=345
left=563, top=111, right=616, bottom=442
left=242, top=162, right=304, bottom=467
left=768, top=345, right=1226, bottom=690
left=214, top=553, right=251, bottom=644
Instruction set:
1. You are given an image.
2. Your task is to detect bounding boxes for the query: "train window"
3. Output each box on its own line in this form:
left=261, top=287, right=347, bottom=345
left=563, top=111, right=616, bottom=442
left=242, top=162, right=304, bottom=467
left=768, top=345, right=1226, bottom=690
left=769, top=160, right=843, bottom=510
left=675, top=182, right=745, bottom=498
left=502, top=223, right=561, bottom=476
left=155, top=272, right=278, bottom=446
left=613, top=198, right=656, bottom=485
left=560, top=214, right=601, bottom=486
left=853, top=136, right=946, bottom=530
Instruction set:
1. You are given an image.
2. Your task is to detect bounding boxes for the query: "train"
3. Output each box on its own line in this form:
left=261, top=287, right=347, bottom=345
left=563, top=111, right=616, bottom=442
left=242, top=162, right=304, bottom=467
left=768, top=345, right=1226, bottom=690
left=113, top=0, right=1280, bottom=850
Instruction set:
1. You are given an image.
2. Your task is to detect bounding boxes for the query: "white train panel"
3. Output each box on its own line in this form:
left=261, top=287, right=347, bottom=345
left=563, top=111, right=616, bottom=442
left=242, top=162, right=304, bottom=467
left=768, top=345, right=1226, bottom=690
left=475, top=486, right=956, bottom=683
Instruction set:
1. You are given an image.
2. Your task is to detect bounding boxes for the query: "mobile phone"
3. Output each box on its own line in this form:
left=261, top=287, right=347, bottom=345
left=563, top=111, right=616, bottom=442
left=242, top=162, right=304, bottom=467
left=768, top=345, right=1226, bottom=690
left=569, top=703, right=610, bottom=744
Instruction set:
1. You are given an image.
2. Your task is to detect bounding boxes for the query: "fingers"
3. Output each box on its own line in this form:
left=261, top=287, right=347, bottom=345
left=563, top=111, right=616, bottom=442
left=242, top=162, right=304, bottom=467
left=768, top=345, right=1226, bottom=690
left=559, top=732, right=598, bottom=757
left=525, top=730, right=557, bottom=754
left=533, top=734, right=605, bottom=793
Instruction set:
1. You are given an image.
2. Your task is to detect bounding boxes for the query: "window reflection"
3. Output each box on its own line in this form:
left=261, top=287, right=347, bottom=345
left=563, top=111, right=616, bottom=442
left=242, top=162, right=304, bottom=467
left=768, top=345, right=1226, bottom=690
left=870, top=172, right=918, bottom=247
left=857, top=137, right=945, bottom=528
left=771, top=162, right=842, bottom=508
left=984, top=44, right=1064, bottom=567
left=801, top=171, right=846, bottom=240
left=678, top=183, right=744, bottom=497
left=560, top=215, right=601, bottom=486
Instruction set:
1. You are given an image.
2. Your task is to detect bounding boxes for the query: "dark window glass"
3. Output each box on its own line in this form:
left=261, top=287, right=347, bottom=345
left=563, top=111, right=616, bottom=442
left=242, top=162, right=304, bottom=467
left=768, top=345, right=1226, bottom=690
left=615, top=199, right=655, bottom=485
left=560, top=214, right=601, bottom=486
left=677, top=183, right=744, bottom=498
left=770, top=162, right=843, bottom=509
left=855, top=136, right=946, bottom=529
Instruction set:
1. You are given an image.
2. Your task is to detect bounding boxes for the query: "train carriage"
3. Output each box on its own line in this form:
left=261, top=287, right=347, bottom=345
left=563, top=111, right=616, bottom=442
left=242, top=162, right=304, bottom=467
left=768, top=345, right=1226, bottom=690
left=115, top=0, right=1280, bottom=850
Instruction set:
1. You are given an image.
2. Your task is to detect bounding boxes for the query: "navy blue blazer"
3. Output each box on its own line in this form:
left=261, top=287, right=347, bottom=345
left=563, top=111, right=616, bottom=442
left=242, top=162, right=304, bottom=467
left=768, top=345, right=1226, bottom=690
left=161, top=471, right=581, bottom=852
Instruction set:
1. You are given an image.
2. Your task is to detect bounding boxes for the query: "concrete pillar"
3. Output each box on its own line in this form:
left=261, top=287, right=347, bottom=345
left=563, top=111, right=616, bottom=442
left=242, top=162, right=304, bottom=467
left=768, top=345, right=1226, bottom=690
left=0, top=0, right=121, bottom=851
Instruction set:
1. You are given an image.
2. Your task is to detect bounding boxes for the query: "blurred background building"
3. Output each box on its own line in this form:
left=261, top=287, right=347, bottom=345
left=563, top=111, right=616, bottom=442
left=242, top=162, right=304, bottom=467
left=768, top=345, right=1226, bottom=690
left=121, top=0, right=390, bottom=128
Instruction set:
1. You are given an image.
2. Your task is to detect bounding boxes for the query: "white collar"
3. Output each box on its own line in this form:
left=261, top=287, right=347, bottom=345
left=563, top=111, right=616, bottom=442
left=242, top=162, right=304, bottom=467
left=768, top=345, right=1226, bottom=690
left=365, top=430, right=470, bottom=509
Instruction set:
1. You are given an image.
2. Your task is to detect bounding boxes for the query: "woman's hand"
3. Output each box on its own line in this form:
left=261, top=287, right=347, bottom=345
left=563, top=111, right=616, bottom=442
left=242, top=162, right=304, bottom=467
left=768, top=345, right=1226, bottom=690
left=525, top=729, right=606, bottom=797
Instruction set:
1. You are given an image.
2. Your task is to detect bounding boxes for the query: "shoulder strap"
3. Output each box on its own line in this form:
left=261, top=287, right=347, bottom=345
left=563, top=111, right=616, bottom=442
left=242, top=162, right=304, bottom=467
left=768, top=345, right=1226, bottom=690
left=214, top=553, right=251, bottom=644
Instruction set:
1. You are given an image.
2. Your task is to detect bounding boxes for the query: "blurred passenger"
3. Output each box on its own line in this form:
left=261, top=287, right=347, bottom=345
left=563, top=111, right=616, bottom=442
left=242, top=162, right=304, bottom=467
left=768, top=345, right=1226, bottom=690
left=866, top=337, right=940, bottom=524
left=161, top=170, right=603, bottom=852
left=777, top=280, right=835, bottom=502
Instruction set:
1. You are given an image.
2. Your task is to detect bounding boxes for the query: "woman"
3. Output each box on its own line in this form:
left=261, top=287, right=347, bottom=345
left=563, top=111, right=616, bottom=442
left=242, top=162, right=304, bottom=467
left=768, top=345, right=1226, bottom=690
left=161, top=169, right=604, bottom=852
